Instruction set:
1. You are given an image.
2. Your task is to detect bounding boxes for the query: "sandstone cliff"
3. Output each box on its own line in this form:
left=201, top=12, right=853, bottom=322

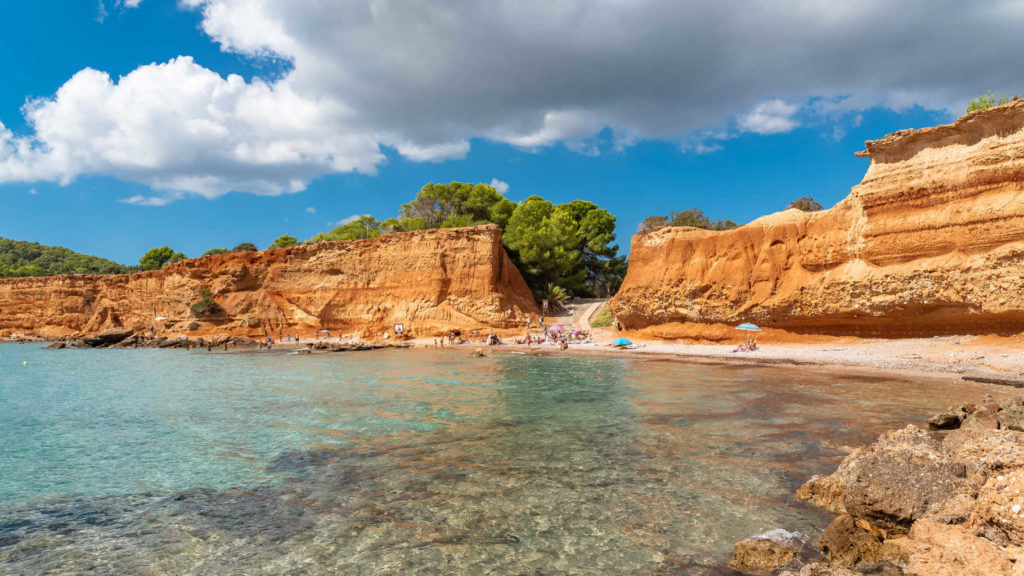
left=612, top=100, right=1024, bottom=338
left=0, top=225, right=538, bottom=339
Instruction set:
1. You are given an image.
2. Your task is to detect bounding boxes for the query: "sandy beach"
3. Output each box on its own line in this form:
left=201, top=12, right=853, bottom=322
left=401, top=333, right=1024, bottom=387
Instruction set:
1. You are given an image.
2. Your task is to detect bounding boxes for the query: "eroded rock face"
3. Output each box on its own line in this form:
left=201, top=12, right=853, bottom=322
left=841, top=426, right=976, bottom=535
left=902, top=519, right=1012, bottom=576
left=611, top=100, right=1024, bottom=337
left=0, top=226, right=538, bottom=339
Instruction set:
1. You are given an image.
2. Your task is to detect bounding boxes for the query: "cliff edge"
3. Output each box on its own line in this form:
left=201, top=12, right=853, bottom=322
left=0, top=225, right=539, bottom=339
left=612, top=100, right=1024, bottom=337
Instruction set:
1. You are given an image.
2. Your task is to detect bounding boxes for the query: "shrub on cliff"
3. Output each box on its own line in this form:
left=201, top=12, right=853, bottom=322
left=0, top=237, right=130, bottom=277
left=190, top=289, right=223, bottom=317
left=231, top=242, right=258, bottom=253
left=139, top=246, right=186, bottom=270
left=788, top=196, right=824, bottom=212
left=269, top=235, right=298, bottom=249
left=638, top=209, right=738, bottom=234
left=967, top=91, right=1021, bottom=113
left=202, top=248, right=228, bottom=257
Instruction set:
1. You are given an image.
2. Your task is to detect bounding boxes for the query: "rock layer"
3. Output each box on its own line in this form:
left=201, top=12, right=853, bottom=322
left=612, top=100, right=1024, bottom=337
left=0, top=225, right=538, bottom=339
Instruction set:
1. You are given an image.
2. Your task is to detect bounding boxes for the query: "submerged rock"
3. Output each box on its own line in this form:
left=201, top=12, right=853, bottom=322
left=729, top=529, right=810, bottom=574
left=777, top=562, right=861, bottom=576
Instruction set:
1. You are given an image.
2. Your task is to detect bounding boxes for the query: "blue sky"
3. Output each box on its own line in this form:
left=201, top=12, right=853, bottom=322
left=1, top=1, right=1017, bottom=265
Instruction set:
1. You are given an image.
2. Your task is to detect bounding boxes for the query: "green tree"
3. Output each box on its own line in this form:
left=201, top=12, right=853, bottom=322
left=202, top=248, right=229, bottom=257
left=503, top=196, right=583, bottom=295
left=788, top=196, right=824, bottom=212
left=967, top=91, right=1020, bottom=113
left=269, top=234, right=298, bottom=249
left=231, top=242, right=258, bottom=253
left=139, top=246, right=186, bottom=270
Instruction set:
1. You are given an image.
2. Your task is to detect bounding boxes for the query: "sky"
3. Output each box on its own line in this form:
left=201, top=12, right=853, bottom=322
left=1, top=1, right=1022, bottom=265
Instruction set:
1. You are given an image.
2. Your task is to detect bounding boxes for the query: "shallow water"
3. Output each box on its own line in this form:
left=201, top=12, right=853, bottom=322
left=0, top=344, right=996, bottom=574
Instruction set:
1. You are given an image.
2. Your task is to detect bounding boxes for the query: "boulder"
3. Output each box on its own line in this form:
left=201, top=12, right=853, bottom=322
left=928, top=407, right=966, bottom=430
left=797, top=451, right=862, bottom=515
left=902, top=519, right=1012, bottom=576
left=968, top=468, right=1024, bottom=547
left=842, top=426, right=973, bottom=534
left=999, top=401, right=1024, bottom=432
left=43, top=341, right=66, bottom=349
left=961, top=407, right=999, bottom=431
left=729, top=530, right=807, bottom=573
left=818, top=515, right=883, bottom=566
left=81, top=327, right=134, bottom=347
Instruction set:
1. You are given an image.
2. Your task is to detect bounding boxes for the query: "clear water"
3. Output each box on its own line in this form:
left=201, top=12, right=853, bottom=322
left=0, top=344, right=997, bottom=575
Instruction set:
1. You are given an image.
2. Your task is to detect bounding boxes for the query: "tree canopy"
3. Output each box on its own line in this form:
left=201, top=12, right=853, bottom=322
left=139, top=246, right=186, bottom=271
left=202, top=248, right=229, bottom=257
left=307, top=181, right=626, bottom=297
left=269, top=235, right=298, bottom=249
left=0, top=237, right=130, bottom=278
left=788, top=196, right=824, bottom=212
left=231, top=242, right=258, bottom=253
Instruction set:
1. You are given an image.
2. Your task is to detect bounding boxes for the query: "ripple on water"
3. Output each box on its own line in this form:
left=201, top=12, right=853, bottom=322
left=0, top=346, right=1001, bottom=574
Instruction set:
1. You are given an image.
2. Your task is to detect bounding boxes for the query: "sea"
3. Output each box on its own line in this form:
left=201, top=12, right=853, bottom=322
left=0, top=344, right=993, bottom=575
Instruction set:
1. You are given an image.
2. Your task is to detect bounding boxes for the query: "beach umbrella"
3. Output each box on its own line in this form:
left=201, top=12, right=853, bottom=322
left=320, top=329, right=330, bottom=333
left=551, top=324, right=564, bottom=331
left=611, top=337, right=632, bottom=346
left=736, top=323, right=761, bottom=345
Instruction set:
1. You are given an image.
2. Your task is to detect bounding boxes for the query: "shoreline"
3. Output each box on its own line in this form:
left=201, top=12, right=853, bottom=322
left=9, top=331, right=1024, bottom=386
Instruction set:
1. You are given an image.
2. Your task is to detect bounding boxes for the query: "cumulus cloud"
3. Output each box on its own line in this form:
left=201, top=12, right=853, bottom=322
left=738, top=100, right=800, bottom=135
left=489, top=178, right=509, bottom=194
left=305, top=206, right=315, bottom=214
left=331, top=214, right=369, bottom=226
left=2, top=0, right=1024, bottom=202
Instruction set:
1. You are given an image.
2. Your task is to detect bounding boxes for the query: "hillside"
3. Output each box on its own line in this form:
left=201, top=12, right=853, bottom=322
left=0, top=237, right=130, bottom=278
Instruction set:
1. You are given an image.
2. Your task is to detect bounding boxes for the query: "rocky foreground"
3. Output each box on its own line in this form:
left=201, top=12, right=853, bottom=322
left=731, top=395, right=1024, bottom=575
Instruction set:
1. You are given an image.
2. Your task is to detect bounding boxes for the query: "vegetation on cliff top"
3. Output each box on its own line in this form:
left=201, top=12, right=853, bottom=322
left=788, top=196, right=823, bottom=211
left=638, top=209, right=739, bottom=234
left=967, top=91, right=1021, bottom=113
left=0, top=237, right=131, bottom=277
left=139, top=246, right=186, bottom=271
left=307, top=182, right=627, bottom=298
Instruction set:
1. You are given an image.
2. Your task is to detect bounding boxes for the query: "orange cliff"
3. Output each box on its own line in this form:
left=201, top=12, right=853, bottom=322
left=611, top=100, right=1024, bottom=339
left=0, top=224, right=539, bottom=339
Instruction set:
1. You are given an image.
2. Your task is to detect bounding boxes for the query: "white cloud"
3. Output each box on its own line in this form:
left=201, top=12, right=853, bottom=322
left=330, top=214, right=369, bottom=227
left=489, top=178, right=509, bottom=194
left=121, top=193, right=178, bottom=207
left=95, top=0, right=108, bottom=23
left=305, top=206, right=315, bottom=214
left=28, top=187, right=37, bottom=195
left=738, top=100, right=800, bottom=135
left=120, top=0, right=143, bottom=7
left=2, top=0, right=1024, bottom=202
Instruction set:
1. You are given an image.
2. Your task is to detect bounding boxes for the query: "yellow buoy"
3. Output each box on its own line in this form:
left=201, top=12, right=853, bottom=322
left=23, top=361, right=28, bottom=365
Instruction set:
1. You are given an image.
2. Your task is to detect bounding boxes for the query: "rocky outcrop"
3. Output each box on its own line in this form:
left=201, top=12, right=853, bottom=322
left=0, top=225, right=538, bottom=339
left=612, top=100, right=1024, bottom=337
left=778, top=399, right=1024, bottom=575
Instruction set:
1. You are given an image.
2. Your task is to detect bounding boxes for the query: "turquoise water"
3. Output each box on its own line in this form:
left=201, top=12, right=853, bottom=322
left=0, top=344, right=995, bottom=574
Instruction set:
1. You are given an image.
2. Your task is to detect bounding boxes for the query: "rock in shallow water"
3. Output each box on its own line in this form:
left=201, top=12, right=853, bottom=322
left=728, top=529, right=809, bottom=573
